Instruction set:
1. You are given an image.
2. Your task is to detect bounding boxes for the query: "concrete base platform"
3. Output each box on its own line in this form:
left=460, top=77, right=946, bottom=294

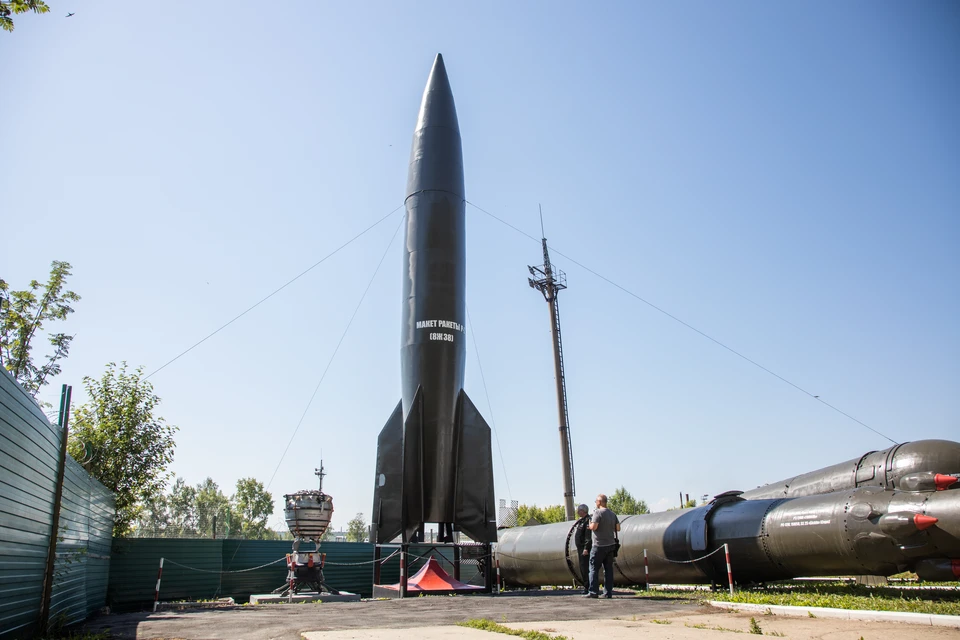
left=249, top=591, right=360, bottom=604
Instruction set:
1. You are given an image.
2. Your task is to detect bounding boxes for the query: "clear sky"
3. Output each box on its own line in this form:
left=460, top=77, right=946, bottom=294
left=2, top=1, right=957, bottom=533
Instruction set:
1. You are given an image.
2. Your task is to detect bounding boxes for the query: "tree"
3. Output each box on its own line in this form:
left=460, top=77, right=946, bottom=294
left=194, top=477, right=230, bottom=538
left=0, top=1, right=49, bottom=32
left=132, top=488, right=170, bottom=537
left=1, top=260, right=80, bottom=396
left=607, top=486, right=649, bottom=516
left=233, top=477, right=274, bottom=540
left=167, top=477, right=198, bottom=536
left=346, top=513, right=366, bottom=542
left=515, top=504, right=567, bottom=526
left=68, top=362, right=178, bottom=537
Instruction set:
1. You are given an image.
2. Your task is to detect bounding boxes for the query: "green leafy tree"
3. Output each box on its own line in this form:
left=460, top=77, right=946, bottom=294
left=233, top=477, right=274, bottom=540
left=132, top=488, right=170, bottom=537
left=1, top=260, right=80, bottom=396
left=515, top=504, right=567, bottom=526
left=68, top=362, right=178, bottom=537
left=0, top=1, right=50, bottom=33
left=607, top=486, right=649, bottom=515
left=346, top=513, right=366, bottom=542
left=166, top=477, right=197, bottom=536
left=194, top=477, right=230, bottom=538
left=541, top=504, right=567, bottom=523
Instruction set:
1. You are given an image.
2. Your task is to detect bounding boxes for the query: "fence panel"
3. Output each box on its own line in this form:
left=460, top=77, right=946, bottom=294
left=107, top=539, right=484, bottom=608
left=0, top=372, right=63, bottom=640
left=48, top=458, right=115, bottom=627
left=0, top=371, right=116, bottom=639
left=108, top=539, right=222, bottom=612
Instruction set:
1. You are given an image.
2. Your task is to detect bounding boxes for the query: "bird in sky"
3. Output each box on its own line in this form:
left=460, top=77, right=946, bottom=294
left=66, top=12, right=75, bottom=17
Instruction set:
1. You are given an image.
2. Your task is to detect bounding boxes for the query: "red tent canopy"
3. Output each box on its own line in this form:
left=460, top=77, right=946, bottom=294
left=381, top=556, right=484, bottom=593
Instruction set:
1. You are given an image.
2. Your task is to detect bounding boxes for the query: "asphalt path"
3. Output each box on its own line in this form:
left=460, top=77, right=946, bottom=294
left=81, top=590, right=697, bottom=640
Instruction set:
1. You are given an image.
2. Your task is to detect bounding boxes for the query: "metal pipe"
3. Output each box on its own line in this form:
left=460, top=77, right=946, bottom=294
left=39, top=384, right=71, bottom=633
left=643, top=549, right=649, bottom=589
left=153, top=557, right=164, bottom=612
left=724, top=543, right=733, bottom=596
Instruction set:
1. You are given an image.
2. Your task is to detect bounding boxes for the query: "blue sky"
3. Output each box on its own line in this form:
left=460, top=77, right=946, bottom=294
left=2, top=1, right=957, bottom=532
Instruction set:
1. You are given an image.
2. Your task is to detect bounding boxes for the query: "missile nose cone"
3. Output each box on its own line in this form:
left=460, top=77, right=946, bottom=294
left=407, top=53, right=464, bottom=199
left=914, top=514, right=939, bottom=530
left=935, top=474, right=959, bottom=490
left=415, top=53, right=459, bottom=132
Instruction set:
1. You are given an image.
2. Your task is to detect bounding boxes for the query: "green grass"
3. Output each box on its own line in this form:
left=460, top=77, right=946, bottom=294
left=711, top=583, right=960, bottom=616
left=458, top=618, right=569, bottom=640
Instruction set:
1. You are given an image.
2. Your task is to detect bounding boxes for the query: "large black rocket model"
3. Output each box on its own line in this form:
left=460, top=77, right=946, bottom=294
left=371, top=55, right=497, bottom=545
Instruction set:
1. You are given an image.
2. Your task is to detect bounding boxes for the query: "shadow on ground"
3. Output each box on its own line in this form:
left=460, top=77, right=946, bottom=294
left=82, top=590, right=699, bottom=640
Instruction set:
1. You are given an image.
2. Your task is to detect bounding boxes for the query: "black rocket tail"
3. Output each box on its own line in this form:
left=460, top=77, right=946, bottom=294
left=371, top=388, right=497, bottom=544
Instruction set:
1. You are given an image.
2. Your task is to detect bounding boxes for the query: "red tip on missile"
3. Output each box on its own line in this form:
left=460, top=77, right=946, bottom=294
left=914, top=514, right=939, bottom=531
left=935, top=474, right=958, bottom=490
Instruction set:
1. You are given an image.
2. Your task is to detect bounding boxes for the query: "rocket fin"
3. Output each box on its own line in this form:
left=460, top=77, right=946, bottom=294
left=454, top=390, right=498, bottom=543
left=371, top=399, right=403, bottom=544
left=402, top=386, right=425, bottom=542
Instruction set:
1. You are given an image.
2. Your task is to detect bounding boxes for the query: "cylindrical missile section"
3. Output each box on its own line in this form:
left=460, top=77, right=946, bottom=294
left=497, top=485, right=960, bottom=587
left=741, top=440, right=960, bottom=500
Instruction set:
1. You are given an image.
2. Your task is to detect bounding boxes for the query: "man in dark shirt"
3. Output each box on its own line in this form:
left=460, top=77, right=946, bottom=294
left=585, top=493, right=620, bottom=599
left=573, top=503, right=592, bottom=594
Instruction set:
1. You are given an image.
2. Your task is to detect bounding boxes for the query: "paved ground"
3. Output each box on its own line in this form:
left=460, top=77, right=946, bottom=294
left=306, top=612, right=960, bottom=640
left=82, top=590, right=693, bottom=640
left=81, top=591, right=960, bottom=640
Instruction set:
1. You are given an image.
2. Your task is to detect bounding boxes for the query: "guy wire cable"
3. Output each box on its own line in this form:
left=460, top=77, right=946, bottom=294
left=226, top=214, right=404, bottom=572
left=265, top=214, right=406, bottom=490
left=465, top=200, right=896, bottom=445
left=466, top=305, right=513, bottom=502
left=145, top=204, right=403, bottom=380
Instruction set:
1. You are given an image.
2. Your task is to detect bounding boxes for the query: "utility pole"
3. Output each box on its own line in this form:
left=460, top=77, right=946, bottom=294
left=528, top=208, right=576, bottom=520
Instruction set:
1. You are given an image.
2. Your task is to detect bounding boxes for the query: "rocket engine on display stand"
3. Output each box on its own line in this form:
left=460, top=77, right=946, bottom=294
left=272, top=464, right=339, bottom=597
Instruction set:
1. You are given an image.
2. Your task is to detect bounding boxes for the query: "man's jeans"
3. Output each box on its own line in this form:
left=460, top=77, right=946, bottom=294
left=577, top=549, right=590, bottom=593
left=588, top=544, right=616, bottom=596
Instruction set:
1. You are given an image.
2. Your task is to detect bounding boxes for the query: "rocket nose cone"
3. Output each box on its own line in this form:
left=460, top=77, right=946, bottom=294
left=914, top=514, right=939, bottom=530
left=415, top=53, right=459, bottom=132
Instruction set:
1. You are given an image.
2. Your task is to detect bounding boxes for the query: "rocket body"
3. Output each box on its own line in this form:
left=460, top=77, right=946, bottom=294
left=400, top=54, right=467, bottom=524
left=372, top=55, right=496, bottom=545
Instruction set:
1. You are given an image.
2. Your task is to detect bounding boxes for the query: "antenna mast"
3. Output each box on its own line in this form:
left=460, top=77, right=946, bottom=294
left=528, top=206, right=576, bottom=521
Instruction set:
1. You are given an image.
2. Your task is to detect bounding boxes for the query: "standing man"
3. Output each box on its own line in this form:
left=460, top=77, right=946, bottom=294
left=573, top=504, right=592, bottom=594
left=585, top=493, right=620, bottom=599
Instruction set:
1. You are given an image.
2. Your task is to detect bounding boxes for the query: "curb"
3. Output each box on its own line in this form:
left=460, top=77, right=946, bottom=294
left=708, top=601, right=960, bottom=628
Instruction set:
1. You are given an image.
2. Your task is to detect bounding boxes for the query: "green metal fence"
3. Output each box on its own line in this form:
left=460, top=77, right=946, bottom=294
left=0, top=371, right=115, bottom=639
left=107, top=539, right=486, bottom=610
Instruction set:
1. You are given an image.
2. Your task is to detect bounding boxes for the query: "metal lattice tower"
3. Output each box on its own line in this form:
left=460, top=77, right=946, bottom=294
left=528, top=211, right=577, bottom=521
